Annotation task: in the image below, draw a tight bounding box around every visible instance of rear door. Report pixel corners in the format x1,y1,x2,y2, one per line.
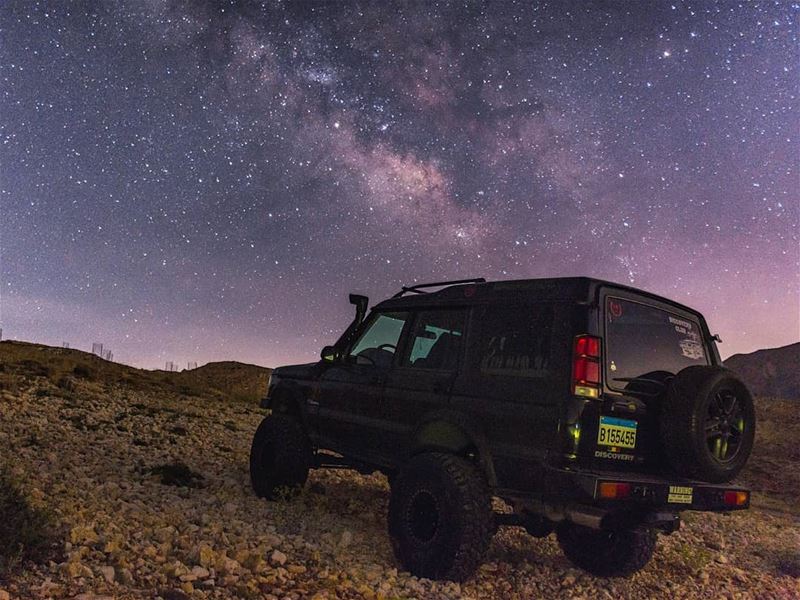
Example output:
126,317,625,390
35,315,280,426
589,292,712,470
451,302,562,490
382,308,468,461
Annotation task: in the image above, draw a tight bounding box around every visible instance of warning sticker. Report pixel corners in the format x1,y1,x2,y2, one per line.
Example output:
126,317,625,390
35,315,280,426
668,485,693,504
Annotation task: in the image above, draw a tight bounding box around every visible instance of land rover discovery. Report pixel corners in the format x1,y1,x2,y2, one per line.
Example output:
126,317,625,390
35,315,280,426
249,277,755,580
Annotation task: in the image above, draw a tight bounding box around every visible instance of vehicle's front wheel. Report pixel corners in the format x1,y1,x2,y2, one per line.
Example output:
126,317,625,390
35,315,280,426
388,452,494,582
556,522,657,577
249,414,312,500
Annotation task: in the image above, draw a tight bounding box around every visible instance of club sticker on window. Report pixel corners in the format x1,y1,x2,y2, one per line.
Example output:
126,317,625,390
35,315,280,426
679,339,704,360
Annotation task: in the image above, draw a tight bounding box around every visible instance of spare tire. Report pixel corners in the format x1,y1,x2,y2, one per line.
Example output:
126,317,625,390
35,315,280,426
659,366,755,483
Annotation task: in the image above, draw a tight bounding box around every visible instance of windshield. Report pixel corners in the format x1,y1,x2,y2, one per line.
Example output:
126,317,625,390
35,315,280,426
605,297,708,390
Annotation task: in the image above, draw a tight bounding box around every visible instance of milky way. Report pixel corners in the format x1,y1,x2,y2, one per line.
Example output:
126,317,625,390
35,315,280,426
1,1,797,368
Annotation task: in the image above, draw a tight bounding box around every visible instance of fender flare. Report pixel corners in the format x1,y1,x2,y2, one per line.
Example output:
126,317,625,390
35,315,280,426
408,410,497,487
262,382,309,433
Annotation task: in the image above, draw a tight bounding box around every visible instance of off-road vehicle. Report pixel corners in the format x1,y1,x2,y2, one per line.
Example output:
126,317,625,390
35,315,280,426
250,277,755,580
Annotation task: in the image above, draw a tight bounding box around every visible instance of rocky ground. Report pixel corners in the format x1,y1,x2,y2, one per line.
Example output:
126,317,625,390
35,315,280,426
0,360,798,599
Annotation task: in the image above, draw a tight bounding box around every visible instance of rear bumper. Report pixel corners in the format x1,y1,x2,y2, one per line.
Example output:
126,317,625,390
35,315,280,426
543,467,751,512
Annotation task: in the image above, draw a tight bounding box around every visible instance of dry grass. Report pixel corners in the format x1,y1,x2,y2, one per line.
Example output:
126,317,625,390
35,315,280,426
0,340,270,404
737,397,800,516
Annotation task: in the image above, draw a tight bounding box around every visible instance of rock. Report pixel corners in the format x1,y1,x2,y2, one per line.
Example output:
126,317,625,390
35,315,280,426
339,530,353,549
191,566,210,579
164,561,190,578
118,568,134,585
99,565,116,583
0,590,9,600
287,564,307,575
155,525,176,543
69,524,99,545
62,560,84,578
270,549,287,566
219,557,241,575
198,544,216,567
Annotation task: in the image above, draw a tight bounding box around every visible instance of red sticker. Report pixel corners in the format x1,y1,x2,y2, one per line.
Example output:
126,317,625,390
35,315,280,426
609,299,623,318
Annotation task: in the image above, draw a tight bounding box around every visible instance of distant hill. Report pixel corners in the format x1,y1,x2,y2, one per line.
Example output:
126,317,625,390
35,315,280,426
724,342,800,400
0,340,271,404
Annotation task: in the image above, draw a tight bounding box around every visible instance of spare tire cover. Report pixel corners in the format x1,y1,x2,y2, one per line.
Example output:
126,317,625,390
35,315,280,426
659,365,755,483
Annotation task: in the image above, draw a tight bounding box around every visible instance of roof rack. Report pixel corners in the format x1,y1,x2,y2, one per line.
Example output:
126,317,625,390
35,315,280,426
392,278,486,298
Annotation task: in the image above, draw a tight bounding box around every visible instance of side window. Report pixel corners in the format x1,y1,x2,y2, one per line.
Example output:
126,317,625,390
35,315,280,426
403,309,466,370
349,312,409,368
477,304,553,377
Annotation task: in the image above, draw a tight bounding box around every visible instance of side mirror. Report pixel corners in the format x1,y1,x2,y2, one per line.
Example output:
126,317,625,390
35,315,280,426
321,345,337,362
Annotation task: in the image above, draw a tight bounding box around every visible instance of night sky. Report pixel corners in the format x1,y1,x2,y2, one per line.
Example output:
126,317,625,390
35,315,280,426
1,1,797,369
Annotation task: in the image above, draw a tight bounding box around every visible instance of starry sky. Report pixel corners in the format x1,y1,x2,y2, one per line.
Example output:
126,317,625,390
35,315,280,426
1,1,798,369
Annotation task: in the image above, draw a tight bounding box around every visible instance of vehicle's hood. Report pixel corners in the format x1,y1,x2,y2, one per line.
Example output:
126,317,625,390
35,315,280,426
272,362,319,381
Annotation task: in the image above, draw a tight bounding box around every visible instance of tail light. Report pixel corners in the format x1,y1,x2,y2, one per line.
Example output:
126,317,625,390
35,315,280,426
573,335,602,399
723,490,749,507
598,481,631,499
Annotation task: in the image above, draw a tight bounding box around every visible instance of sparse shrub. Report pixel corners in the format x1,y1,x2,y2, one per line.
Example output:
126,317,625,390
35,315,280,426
775,550,800,578
22,433,41,448
148,462,204,488
34,388,49,398
16,360,51,379
56,375,77,392
0,467,59,577
177,384,202,397
68,415,85,430
72,365,93,380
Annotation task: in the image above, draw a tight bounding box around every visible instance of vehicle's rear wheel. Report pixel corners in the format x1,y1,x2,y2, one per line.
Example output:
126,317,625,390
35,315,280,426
249,414,312,500
388,453,494,582
557,522,657,577
659,366,755,483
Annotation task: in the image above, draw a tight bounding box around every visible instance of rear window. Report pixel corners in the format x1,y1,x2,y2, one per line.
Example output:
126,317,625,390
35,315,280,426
476,304,553,378
605,297,708,389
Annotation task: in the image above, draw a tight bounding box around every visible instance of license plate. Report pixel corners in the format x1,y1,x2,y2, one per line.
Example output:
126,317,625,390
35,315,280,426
597,416,637,449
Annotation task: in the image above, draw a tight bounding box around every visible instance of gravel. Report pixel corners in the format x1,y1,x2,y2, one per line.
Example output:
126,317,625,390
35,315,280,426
0,378,798,599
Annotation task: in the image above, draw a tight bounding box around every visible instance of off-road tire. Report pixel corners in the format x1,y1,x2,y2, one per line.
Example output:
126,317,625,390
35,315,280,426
557,523,657,577
388,452,494,582
249,414,312,500
659,366,755,483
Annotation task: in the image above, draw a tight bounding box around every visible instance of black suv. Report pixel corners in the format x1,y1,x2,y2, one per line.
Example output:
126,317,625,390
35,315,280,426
250,277,755,581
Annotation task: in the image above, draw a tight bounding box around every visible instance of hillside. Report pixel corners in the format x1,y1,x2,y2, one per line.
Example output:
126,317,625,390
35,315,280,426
0,340,271,404
724,342,800,400
0,344,798,599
